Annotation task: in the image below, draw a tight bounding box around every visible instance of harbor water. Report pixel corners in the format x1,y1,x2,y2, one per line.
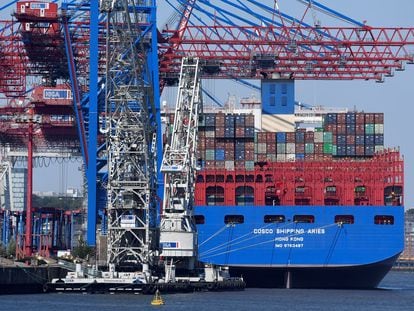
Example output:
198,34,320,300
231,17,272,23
1,271,413,311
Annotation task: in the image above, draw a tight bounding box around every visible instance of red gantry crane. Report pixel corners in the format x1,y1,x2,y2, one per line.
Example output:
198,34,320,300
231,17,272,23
159,0,414,83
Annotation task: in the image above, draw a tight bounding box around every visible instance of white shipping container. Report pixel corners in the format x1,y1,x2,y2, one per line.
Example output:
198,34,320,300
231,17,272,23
286,153,296,162
277,154,286,162
314,132,324,143
205,130,215,138
374,124,384,134
286,143,295,154
258,143,267,153
225,161,235,170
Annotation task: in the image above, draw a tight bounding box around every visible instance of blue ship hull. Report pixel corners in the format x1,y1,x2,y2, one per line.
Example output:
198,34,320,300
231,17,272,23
195,205,404,288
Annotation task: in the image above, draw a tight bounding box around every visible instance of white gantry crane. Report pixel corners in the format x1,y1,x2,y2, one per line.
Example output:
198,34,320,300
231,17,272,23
160,57,202,272
103,0,158,273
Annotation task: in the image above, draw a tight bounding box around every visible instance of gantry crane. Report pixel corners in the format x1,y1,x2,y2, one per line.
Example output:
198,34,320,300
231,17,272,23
101,0,158,271
160,57,202,271
159,0,414,82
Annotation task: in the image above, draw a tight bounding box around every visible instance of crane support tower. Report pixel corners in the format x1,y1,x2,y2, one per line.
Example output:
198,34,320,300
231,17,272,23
102,0,158,271
160,57,202,271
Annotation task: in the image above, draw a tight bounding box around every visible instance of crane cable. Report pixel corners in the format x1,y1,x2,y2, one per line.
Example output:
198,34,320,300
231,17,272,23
200,221,294,257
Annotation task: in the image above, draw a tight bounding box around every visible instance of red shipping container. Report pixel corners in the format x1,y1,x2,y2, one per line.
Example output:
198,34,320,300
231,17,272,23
225,142,234,151
257,132,267,142
267,143,276,153
305,154,314,161
305,132,314,143
356,113,365,124
374,113,384,124
245,142,255,151
205,161,215,168
266,132,276,142
337,113,346,124
235,128,245,138
216,141,225,149
225,150,234,160
234,161,245,169
215,113,225,126
356,145,365,156
296,143,305,153
286,132,295,143
337,124,346,134
314,143,324,154
206,138,215,148
215,161,225,169
215,127,225,137
347,135,356,145
245,150,255,160
245,115,255,127
365,113,375,123
356,124,365,135
325,124,337,134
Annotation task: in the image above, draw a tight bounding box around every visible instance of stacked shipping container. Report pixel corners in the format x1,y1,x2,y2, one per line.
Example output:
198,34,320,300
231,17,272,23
323,112,384,157
191,112,385,170
197,113,256,170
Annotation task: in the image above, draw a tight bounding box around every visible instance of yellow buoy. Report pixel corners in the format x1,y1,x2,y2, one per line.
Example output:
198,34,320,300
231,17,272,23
151,289,164,306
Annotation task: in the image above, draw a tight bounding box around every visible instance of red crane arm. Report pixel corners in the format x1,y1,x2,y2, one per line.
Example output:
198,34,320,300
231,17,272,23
160,25,414,80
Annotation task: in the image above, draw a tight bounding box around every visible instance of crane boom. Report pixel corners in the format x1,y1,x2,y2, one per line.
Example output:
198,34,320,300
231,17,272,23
160,57,202,270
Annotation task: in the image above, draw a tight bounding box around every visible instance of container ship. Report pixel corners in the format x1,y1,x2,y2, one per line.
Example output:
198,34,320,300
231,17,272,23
164,79,404,288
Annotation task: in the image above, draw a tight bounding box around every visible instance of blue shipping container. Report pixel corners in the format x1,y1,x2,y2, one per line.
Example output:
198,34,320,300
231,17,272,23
375,134,384,145
365,145,374,156
365,134,375,145
215,149,225,161
346,113,356,124
356,135,365,145
277,132,286,143
337,135,347,145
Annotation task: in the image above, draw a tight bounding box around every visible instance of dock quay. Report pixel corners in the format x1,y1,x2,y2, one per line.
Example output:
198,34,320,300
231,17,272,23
0,263,66,294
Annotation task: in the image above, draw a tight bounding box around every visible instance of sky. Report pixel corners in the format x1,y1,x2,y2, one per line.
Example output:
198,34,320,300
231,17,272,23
1,1,414,208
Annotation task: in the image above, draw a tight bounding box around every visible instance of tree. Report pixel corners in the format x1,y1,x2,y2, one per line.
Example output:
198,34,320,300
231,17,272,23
72,236,95,260
6,238,16,258
0,242,6,257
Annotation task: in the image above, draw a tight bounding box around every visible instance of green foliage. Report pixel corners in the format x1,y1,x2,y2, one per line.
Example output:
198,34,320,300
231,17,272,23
32,194,83,210
72,236,95,260
6,238,16,258
0,242,6,257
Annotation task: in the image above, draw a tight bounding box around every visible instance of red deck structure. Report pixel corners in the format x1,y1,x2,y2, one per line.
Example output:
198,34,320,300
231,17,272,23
195,150,403,207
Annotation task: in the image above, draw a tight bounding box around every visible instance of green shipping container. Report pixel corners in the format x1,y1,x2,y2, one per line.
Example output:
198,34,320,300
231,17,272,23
323,132,333,143
365,124,375,134
205,149,215,160
305,143,314,154
323,143,333,154
245,161,255,171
